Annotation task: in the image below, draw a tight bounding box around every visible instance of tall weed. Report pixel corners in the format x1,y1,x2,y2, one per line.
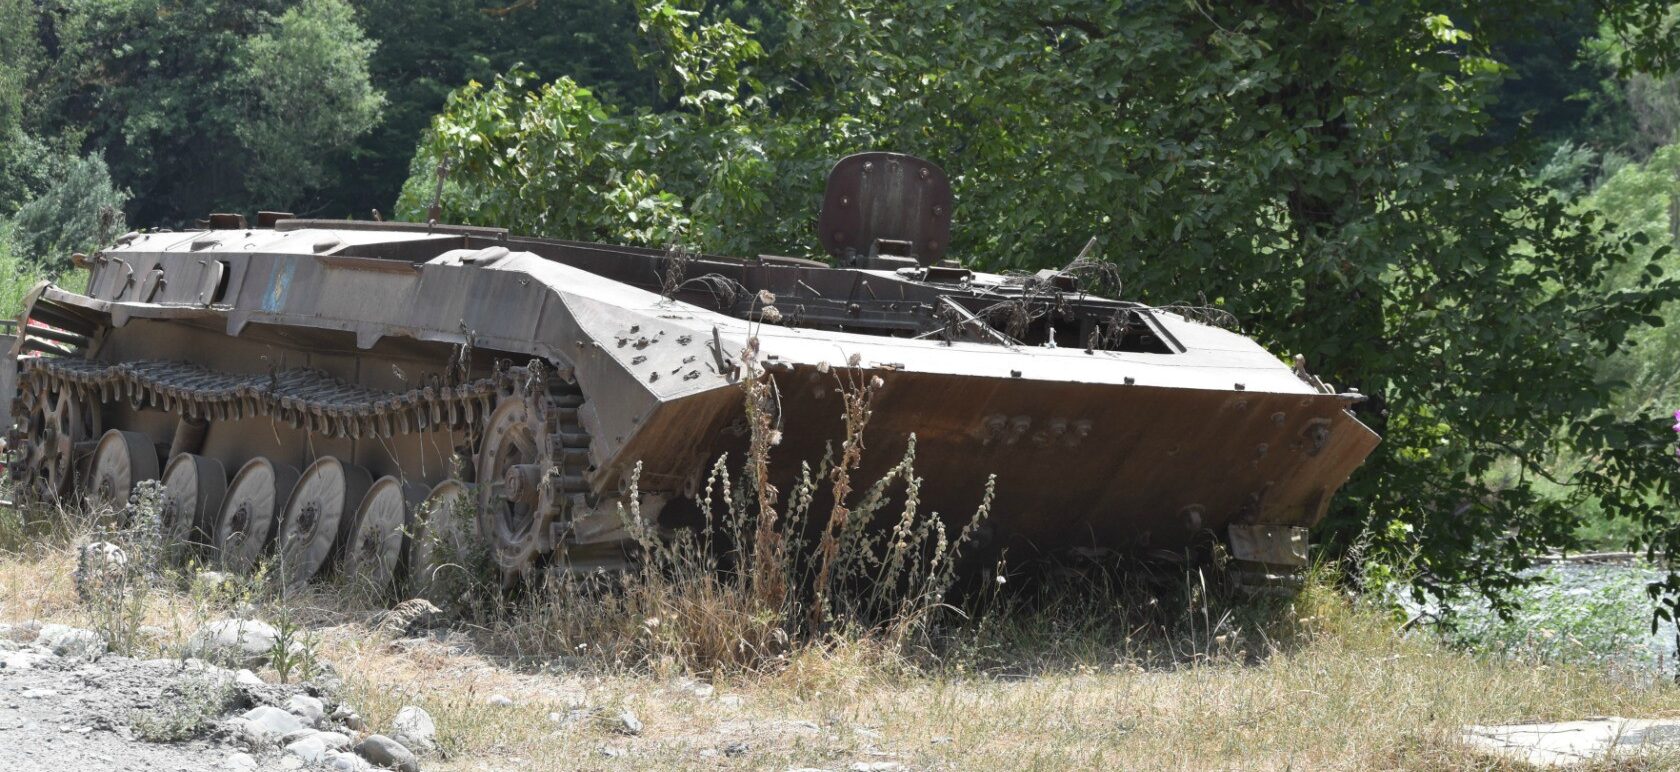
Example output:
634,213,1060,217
483,330,993,674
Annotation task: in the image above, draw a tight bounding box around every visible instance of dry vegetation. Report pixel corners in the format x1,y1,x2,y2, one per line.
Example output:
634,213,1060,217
2,354,1676,770
4,518,1680,771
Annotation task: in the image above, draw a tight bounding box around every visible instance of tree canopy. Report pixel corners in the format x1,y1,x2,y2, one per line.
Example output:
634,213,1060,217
2,0,1679,613
401,0,1680,611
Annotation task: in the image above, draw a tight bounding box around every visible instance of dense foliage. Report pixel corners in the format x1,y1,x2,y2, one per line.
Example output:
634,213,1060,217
402,0,1680,612
2,0,1679,613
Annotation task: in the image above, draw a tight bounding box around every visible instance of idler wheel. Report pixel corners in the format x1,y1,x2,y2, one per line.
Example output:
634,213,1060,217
409,479,474,600
215,457,300,574
276,457,372,590
477,396,558,588
85,429,160,516
342,476,424,598
161,453,227,551
16,384,101,503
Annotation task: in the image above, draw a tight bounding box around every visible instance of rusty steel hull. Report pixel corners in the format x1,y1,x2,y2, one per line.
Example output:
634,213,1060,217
7,216,1378,575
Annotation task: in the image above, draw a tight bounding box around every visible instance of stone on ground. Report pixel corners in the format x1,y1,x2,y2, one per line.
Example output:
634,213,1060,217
187,619,282,669
286,693,326,727
1463,717,1680,767
356,733,420,772
327,750,376,771
34,623,104,660
392,705,437,754
616,708,643,736
233,705,308,747
286,733,331,764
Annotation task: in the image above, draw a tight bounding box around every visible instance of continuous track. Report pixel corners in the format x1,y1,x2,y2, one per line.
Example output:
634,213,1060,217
5,354,619,593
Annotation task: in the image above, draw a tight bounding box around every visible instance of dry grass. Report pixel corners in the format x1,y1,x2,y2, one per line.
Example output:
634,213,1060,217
4,537,1680,770
4,348,1676,768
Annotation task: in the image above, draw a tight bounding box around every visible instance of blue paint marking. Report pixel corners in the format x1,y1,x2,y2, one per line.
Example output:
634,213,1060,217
262,260,296,312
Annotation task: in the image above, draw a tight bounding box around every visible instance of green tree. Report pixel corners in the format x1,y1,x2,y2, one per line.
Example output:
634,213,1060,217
404,0,1680,612
30,0,382,223
240,0,384,205
10,153,127,269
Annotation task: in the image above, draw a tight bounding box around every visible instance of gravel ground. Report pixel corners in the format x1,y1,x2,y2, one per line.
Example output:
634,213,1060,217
0,619,383,772
0,653,267,771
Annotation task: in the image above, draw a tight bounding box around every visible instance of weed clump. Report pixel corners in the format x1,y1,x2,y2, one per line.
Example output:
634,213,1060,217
481,336,994,674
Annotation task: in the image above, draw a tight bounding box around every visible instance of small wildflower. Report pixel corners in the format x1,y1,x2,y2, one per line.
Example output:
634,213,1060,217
869,375,884,390
768,429,783,446
816,360,831,374
760,305,783,323
995,574,1007,585
644,617,661,629
757,290,777,305
847,353,862,367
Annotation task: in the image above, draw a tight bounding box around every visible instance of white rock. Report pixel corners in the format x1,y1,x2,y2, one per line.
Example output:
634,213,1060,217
276,756,305,771
286,694,326,727
487,694,513,707
616,709,643,736
234,669,264,688
718,694,743,708
222,751,259,771
187,619,282,669
1,650,53,670
326,751,375,772
849,764,905,772
286,734,330,764
316,731,352,750
235,705,307,747
34,624,105,660
392,705,437,754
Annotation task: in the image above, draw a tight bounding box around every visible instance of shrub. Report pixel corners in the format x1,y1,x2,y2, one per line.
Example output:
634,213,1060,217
9,153,126,271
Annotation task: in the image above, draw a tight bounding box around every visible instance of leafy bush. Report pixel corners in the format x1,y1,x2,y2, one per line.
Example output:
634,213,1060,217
9,153,126,270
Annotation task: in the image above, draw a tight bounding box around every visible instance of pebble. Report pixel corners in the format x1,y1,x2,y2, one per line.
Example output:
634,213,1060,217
487,694,513,707
718,694,743,708
316,731,352,750
355,733,420,772
234,669,264,688
392,705,437,754
616,709,643,736
849,764,905,772
222,751,259,771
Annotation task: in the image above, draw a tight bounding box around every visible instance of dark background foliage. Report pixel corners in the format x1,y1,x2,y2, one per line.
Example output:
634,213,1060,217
2,0,1679,614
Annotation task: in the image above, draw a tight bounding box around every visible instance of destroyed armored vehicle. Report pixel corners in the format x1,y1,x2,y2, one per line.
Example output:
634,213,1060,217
3,152,1377,592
